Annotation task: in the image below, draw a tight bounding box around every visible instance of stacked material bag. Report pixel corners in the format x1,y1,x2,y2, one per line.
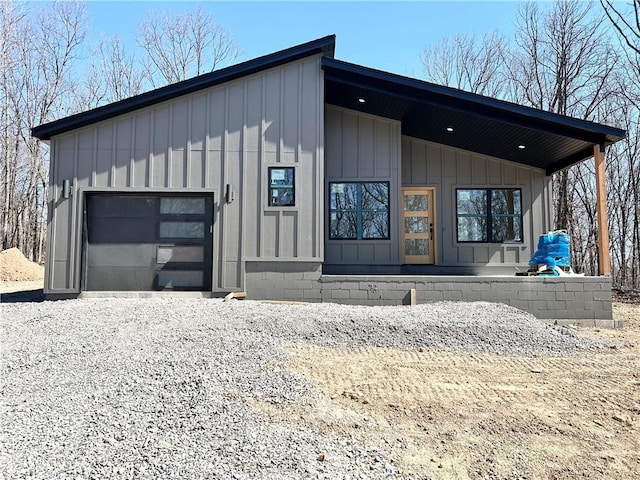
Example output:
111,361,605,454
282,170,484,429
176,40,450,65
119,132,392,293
528,230,571,276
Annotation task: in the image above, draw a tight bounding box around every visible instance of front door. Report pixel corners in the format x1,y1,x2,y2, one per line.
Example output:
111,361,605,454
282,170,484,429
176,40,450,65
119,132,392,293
402,188,435,264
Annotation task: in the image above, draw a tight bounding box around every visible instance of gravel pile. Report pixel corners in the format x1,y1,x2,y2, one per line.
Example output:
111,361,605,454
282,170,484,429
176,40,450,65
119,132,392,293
0,298,603,479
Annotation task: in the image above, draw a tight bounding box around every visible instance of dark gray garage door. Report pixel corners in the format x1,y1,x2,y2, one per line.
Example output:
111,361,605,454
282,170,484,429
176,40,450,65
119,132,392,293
84,194,213,291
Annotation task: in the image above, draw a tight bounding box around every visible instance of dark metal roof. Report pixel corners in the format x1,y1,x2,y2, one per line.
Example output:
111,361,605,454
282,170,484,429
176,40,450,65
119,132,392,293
322,58,626,174
32,35,336,141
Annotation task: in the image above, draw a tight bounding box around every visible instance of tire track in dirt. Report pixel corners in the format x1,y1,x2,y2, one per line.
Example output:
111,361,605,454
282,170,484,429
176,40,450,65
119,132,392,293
269,342,640,479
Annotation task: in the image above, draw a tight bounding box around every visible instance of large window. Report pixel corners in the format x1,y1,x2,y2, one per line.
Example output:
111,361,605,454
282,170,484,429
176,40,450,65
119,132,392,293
456,188,522,243
330,182,390,240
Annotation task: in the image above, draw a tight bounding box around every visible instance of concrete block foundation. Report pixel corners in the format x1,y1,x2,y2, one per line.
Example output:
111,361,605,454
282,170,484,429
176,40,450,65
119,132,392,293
245,262,614,323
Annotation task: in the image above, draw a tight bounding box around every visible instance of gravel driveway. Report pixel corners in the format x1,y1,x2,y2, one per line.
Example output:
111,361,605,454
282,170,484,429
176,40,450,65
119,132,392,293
0,298,601,479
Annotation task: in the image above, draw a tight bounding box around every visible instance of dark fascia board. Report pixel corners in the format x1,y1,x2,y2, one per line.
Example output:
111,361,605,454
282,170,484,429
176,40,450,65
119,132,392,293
322,57,626,145
545,146,599,175
32,35,336,140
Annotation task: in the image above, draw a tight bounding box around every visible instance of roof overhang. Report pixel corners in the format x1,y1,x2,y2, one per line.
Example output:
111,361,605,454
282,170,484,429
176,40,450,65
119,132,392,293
322,58,626,175
32,35,336,141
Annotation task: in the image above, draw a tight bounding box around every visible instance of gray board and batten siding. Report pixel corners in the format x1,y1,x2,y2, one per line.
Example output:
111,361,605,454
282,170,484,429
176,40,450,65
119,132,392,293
401,135,553,268
322,105,553,271
45,55,324,295
324,106,402,266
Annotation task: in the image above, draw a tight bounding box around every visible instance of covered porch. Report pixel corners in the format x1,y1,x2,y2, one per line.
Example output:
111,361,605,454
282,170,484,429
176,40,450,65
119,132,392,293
321,59,623,327
322,58,625,279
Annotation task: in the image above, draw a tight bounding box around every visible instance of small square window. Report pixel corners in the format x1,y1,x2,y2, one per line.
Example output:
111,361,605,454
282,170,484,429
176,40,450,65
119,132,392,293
268,167,295,207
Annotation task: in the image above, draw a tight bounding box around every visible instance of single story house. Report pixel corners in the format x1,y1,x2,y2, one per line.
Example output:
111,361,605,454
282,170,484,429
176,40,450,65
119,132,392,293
32,35,626,323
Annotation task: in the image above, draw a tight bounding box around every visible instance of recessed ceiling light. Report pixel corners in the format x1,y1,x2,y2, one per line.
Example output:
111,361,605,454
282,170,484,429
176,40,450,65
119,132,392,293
446,127,454,132
518,144,526,149
358,97,366,103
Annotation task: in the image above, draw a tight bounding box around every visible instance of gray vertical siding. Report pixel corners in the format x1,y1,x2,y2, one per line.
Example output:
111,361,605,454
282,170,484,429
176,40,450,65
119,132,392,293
401,135,553,267
324,106,401,265
45,55,324,294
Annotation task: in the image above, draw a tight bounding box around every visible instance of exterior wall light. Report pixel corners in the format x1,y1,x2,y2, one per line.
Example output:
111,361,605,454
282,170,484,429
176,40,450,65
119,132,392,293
62,179,72,199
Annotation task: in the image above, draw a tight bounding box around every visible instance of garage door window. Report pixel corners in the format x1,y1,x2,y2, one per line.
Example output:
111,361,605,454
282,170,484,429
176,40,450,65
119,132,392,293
160,197,205,214
159,222,205,239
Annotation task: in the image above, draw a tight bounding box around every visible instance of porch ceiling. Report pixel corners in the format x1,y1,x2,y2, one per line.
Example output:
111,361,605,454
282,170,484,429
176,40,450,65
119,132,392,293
322,58,626,175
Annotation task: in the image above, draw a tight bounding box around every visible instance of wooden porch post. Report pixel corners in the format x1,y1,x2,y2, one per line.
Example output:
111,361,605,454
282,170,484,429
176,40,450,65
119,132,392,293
594,144,611,275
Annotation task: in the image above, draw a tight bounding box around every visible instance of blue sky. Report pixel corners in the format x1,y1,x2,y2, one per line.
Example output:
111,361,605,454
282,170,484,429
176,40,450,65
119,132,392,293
84,1,525,78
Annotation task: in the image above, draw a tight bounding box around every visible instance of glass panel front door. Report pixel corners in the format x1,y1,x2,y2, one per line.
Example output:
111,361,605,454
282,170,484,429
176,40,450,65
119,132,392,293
402,188,435,264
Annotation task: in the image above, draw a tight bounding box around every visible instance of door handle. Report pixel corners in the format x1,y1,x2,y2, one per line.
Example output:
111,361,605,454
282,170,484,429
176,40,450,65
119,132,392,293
429,223,433,240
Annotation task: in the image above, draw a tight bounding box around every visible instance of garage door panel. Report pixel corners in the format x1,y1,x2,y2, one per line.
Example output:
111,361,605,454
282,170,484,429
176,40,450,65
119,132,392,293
88,196,158,218
85,266,158,291
88,218,158,244
157,270,204,288
157,246,204,263
87,244,156,268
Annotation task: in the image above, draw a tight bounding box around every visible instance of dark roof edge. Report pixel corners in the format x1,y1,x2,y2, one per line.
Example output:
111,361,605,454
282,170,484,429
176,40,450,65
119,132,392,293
32,35,336,140
322,57,626,144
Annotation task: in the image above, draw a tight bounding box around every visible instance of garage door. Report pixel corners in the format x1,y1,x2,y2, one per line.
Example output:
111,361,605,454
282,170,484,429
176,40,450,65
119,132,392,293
84,194,213,291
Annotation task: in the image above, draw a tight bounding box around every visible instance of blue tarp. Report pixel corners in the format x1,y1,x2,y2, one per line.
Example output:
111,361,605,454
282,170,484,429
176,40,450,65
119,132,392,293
529,231,571,272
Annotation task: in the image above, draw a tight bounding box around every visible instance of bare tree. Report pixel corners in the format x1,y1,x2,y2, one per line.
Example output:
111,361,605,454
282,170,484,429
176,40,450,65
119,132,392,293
506,1,620,275
600,0,640,289
601,0,640,106
78,34,146,109
1,0,26,252
138,5,240,88
606,104,640,289
421,31,508,97
1,0,87,260
600,0,640,57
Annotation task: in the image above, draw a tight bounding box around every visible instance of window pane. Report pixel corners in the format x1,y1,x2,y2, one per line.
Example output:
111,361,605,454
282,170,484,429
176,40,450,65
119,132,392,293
492,216,522,242
159,222,205,238
330,211,357,239
361,183,389,211
457,216,487,242
362,211,389,239
330,183,358,210
404,195,427,212
405,239,429,256
457,190,487,215
269,187,294,207
160,198,205,215
269,167,294,186
405,217,428,234
157,270,204,288
491,189,521,215
157,246,204,264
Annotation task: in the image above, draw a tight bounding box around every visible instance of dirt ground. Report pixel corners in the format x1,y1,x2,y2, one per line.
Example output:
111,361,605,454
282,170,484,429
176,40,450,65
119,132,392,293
2,271,639,478
264,303,640,479
0,247,44,295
